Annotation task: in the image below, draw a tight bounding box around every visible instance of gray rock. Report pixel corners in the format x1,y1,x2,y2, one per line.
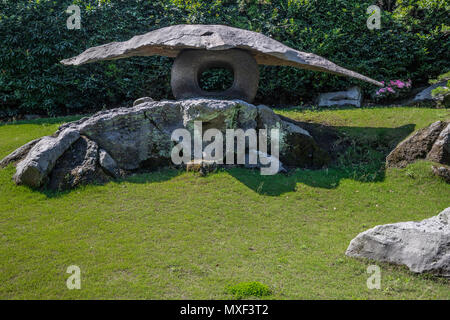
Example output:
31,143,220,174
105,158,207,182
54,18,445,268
0,138,41,168
49,136,110,191
254,105,328,167
427,123,450,165
346,207,450,277
413,81,447,103
432,165,450,183
60,24,382,87
23,114,42,121
386,121,448,168
279,120,330,168
13,129,80,187
256,105,283,129
3,99,330,189
99,149,121,178
182,98,258,131
317,87,362,108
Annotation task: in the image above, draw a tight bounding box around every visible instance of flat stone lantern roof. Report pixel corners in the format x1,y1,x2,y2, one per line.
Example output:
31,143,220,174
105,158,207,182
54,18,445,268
61,24,383,87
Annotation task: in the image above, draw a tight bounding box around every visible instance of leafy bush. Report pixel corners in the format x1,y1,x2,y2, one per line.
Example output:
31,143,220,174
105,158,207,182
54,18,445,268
199,68,234,91
226,281,272,299
0,0,448,117
430,71,450,84
429,71,450,107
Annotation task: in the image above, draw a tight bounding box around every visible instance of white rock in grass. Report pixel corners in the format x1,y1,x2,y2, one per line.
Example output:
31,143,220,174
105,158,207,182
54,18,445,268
317,86,362,108
346,207,450,277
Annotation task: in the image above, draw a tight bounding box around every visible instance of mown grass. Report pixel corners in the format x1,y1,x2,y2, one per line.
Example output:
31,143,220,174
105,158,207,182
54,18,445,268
0,106,449,299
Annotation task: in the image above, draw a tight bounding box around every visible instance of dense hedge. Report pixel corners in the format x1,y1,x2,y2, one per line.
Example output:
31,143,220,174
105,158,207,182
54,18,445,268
0,0,448,117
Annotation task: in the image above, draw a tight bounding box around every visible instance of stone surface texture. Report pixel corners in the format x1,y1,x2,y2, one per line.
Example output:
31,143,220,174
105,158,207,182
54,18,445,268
432,165,450,183
317,86,362,107
13,129,80,187
1,99,330,189
61,24,382,87
171,49,259,103
346,207,450,277
0,138,42,168
386,121,449,169
426,123,450,164
48,136,110,190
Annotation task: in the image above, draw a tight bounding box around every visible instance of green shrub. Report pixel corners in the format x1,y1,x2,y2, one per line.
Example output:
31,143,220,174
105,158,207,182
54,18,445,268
226,281,272,299
431,78,450,108
429,71,450,84
0,0,448,117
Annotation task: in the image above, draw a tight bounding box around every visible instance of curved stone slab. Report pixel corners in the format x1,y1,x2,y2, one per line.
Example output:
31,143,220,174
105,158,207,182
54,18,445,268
0,138,42,168
60,24,382,87
14,129,80,188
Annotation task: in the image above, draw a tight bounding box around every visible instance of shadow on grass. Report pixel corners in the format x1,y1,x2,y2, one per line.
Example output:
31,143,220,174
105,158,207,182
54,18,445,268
227,123,415,196
275,102,436,113
34,122,414,198
41,168,183,199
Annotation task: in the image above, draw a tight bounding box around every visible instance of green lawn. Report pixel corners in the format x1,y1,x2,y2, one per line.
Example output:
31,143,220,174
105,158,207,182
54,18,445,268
0,106,449,299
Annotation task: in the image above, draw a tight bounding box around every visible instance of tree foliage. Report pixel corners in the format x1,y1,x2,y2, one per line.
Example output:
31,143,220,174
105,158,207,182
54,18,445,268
0,0,448,116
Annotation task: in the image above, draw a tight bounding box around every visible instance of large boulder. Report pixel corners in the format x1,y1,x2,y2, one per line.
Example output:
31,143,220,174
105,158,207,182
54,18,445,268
1,99,330,189
346,207,450,277
386,121,449,168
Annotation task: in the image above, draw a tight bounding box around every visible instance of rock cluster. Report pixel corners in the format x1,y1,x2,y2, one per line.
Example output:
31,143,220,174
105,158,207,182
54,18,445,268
0,99,330,190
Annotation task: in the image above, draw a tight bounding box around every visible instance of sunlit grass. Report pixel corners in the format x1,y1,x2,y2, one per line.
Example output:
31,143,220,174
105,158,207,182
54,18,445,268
0,107,448,299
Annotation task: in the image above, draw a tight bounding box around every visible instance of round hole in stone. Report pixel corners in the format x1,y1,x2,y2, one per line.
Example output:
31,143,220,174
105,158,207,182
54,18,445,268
198,67,234,92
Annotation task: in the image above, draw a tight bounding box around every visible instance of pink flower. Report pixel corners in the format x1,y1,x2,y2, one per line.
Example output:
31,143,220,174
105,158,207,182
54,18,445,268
387,87,395,93
396,81,405,88
379,88,386,93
